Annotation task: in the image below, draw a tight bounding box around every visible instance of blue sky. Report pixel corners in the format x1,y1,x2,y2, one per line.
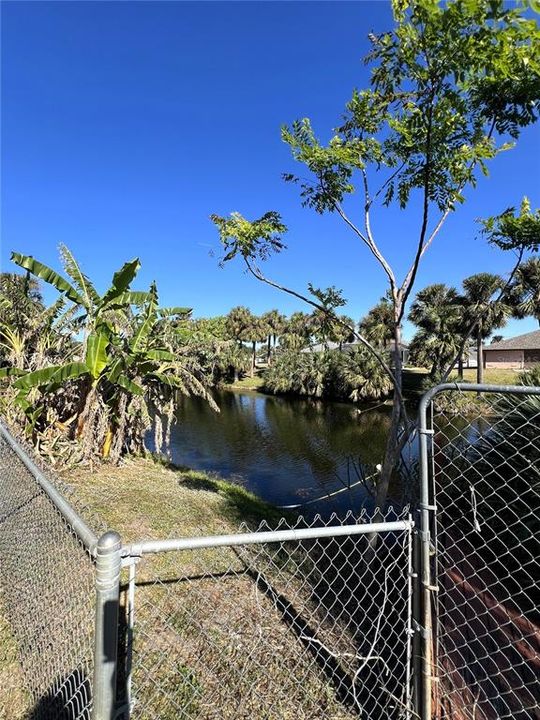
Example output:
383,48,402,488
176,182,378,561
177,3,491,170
1,1,539,341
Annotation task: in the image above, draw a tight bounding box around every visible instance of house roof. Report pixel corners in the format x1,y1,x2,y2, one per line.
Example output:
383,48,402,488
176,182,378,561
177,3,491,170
484,329,540,352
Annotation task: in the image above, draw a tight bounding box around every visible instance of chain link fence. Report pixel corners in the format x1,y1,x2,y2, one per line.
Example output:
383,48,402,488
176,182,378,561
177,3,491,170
419,384,540,720
1,382,539,720
119,511,415,720
0,426,96,720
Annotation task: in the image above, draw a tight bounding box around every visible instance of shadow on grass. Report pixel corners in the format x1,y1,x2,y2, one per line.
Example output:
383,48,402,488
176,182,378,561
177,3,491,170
27,668,91,720
149,454,288,529
180,474,287,528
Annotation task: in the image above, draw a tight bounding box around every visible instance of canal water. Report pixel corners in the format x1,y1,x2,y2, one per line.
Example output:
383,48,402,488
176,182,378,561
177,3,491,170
167,389,413,514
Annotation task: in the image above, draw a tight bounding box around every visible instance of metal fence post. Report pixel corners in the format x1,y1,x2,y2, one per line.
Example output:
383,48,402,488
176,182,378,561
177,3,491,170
92,530,122,720
418,392,436,720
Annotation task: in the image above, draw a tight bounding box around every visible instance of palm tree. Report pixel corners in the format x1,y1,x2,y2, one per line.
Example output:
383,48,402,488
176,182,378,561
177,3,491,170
261,309,286,362
461,273,509,384
408,284,464,378
342,346,393,401
225,306,252,346
332,315,356,351
508,257,540,326
310,308,334,348
358,296,394,350
280,312,312,351
245,315,267,377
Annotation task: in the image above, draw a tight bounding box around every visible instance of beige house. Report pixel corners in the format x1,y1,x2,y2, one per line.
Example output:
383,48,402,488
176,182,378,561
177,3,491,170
483,330,540,369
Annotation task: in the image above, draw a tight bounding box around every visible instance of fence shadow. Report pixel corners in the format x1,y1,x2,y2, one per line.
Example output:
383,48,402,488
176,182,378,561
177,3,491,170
26,668,91,720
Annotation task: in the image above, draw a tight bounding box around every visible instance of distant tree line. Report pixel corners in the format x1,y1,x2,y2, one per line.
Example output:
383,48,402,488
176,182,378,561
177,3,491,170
186,255,540,401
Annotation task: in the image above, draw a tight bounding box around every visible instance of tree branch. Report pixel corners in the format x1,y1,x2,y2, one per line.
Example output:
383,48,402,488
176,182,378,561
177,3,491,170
369,160,407,208
241,257,409,418
334,200,397,292
398,79,436,320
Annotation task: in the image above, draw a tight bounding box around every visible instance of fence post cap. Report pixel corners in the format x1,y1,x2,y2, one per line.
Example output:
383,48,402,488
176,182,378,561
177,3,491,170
96,530,121,552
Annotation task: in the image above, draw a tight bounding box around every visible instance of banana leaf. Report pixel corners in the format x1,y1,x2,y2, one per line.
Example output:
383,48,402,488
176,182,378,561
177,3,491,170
158,307,192,318
0,366,25,378
59,245,100,308
14,362,88,390
11,253,85,306
116,374,143,395
85,329,110,380
100,259,141,309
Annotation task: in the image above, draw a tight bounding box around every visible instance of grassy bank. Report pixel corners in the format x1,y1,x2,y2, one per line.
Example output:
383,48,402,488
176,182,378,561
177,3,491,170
62,459,361,719
66,457,283,541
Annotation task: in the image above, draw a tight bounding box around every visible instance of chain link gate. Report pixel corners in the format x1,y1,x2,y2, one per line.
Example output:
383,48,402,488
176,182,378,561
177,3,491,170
418,383,540,720
117,514,416,720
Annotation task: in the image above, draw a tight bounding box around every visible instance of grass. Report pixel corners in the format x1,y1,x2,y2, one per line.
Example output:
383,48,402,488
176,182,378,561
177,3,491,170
0,604,30,720
59,458,366,719
225,373,265,391
66,457,285,542
452,367,526,386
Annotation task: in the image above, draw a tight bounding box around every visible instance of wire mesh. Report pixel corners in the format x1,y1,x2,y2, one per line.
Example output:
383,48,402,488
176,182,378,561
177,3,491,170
120,510,415,720
0,431,96,720
426,387,540,720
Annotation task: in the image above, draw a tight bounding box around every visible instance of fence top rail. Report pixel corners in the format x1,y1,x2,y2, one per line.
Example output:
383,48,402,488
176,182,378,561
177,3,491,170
122,519,413,558
418,382,540,417
0,419,99,555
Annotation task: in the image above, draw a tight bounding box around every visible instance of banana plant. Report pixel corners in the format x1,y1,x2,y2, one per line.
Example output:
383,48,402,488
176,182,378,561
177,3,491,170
11,245,151,342
4,247,211,462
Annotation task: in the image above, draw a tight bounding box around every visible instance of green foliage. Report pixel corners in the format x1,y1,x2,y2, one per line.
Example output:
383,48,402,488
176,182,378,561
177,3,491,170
1,248,214,463
518,363,540,388
408,284,464,376
408,274,513,380
480,197,540,252
282,0,539,215
280,312,313,351
263,348,392,402
358,296,395,349
507,256,540,324
210,211,287,265
0,273,43,332
11,252,85,306
341,346,394,401
224,306,253,343
461,272,509,338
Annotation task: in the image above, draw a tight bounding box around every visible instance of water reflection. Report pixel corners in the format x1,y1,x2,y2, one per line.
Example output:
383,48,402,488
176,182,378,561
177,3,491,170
168,390,392,514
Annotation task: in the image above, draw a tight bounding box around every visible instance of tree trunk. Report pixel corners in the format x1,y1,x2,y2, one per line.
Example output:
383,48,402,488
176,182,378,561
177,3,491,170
476,325,483,385
251,341,256,377
458,355,464,381
267,335,271,363
366,321,406,555
376,322,404,513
